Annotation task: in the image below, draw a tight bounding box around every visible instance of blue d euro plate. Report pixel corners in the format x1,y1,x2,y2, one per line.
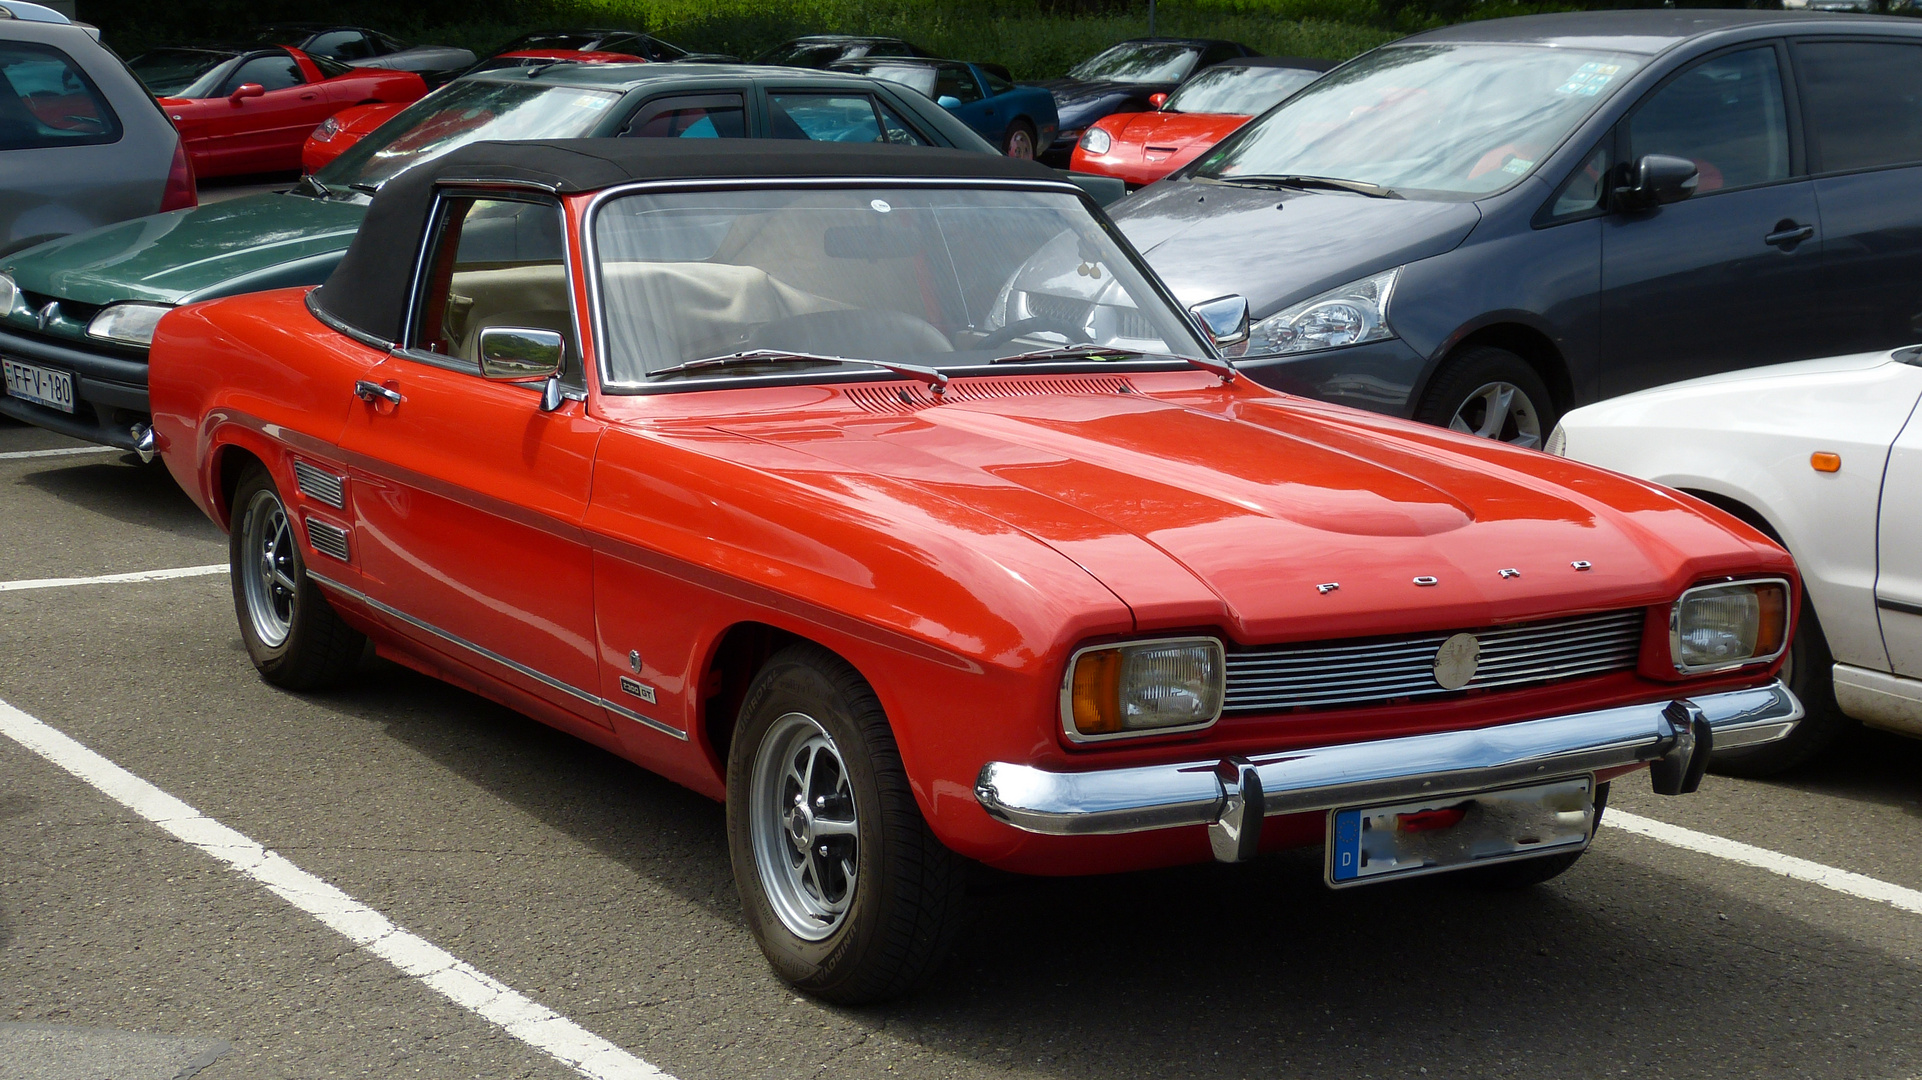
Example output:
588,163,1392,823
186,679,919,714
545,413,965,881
1326,776,1594,888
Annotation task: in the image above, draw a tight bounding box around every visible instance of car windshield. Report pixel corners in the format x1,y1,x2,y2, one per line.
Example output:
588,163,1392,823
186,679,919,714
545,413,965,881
593,186,1208,386
1193,43,1643,198
1164,64,1322,115
313,79,621,192
128,48,235,97
1067,42,1202,84
851,63,937,99
500,32,600,52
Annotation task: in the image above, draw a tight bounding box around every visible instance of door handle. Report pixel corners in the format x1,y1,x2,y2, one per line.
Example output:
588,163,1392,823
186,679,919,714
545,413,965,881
354,379,401,405
1765,222,1815,248
300,93,319,101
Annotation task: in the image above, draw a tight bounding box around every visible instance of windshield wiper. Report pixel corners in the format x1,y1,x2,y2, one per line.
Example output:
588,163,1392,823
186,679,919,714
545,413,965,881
650,350,951,395
292,173,332,199
1211,174,1400,199
348,182,381,196
990,343,1239,383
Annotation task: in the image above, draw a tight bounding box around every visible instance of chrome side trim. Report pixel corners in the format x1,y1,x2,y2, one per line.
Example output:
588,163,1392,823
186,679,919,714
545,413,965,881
305,570,688,741
292,459,345,509
974,681,1801,845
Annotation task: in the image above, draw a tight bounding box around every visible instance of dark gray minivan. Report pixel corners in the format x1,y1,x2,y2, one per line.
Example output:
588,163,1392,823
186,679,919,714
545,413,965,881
1113,11,1922,445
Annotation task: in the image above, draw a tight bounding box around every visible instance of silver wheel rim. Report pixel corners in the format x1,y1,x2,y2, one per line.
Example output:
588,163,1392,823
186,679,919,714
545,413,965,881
240,488,298,649
749,711,859,941
1006,129,1035,160
1449,380,1543,448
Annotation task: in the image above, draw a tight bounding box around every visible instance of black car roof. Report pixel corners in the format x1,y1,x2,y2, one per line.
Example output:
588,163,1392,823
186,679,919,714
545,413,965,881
1410,9,1922,54
313,140,1065,346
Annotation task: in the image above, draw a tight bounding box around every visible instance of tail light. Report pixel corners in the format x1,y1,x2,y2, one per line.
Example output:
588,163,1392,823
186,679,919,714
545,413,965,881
159,138,197,213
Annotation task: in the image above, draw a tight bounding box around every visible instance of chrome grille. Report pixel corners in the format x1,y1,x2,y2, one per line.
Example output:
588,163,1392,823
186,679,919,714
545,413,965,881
305,518,350,562
292,459,345,509
1224,609,1645,714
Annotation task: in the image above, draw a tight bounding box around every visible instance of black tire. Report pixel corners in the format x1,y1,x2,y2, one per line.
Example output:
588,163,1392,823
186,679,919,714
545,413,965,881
726,643,966,1004
229,463,363,691
1002,119,1037,160
1453,782,1608,890
1710,597,1852,777
1413,346,1557,449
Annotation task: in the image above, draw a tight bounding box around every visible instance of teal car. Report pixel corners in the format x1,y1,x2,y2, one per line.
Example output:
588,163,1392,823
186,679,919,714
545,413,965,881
1,61,1121,448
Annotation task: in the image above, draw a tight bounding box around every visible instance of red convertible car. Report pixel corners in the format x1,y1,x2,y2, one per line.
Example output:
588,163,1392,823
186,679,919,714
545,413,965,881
1071,56,1331,187
149,141,1801,1002
129,45,426,177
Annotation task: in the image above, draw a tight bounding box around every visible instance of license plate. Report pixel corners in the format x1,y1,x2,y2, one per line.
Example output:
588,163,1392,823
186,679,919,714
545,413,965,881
2,358,75,414
1326,776,1593,887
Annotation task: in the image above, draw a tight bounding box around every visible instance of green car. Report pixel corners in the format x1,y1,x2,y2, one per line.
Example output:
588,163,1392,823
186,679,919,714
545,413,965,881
0,62,1120,449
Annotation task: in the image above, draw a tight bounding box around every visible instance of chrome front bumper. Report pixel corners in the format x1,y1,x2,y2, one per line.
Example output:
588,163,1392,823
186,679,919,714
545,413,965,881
974,682,1801,864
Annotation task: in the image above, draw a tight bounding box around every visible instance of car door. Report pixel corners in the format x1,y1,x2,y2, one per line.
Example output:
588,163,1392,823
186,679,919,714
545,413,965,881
933,62,991,135
213,51,317,172
1791,38,1922,356
336,191,610,731
1600,42,1827,396
1878,378,1922,676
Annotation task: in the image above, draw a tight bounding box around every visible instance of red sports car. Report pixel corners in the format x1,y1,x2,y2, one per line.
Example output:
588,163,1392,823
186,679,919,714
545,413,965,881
129,45,426,177
301,51,643,172
1072,56,1331,187
150,140,1802,1003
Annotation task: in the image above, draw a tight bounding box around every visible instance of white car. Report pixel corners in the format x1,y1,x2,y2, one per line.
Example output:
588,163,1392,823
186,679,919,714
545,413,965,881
1549,347,1922,775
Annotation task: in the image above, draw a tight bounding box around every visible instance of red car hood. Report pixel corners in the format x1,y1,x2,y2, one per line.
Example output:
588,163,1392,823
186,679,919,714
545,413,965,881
683,381,1775,642
1110,110,1249,159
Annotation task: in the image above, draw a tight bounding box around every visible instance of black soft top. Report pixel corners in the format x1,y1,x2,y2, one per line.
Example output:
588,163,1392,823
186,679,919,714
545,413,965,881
311,139,1066,347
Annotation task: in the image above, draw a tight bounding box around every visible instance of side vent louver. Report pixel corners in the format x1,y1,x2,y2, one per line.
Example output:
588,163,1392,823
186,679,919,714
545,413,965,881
844,375,1138,414
305,518,350,562
292,459,346,509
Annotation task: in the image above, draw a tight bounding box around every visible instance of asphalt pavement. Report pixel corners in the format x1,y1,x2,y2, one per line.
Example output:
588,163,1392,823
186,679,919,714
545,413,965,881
2,417,1919,1080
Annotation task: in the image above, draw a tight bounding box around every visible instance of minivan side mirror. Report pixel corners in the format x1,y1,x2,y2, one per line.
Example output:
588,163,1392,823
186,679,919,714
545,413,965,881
1614,154,1698,211
228,82,265,105
1190,294,1250,347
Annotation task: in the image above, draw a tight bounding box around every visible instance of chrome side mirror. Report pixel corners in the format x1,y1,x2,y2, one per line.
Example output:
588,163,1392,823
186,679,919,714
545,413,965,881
1189,294,1250,348
478,327,567,412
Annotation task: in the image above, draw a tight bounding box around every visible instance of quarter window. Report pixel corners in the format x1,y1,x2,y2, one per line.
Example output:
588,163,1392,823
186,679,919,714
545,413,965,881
0,41,120,149
413,196,580,381
1545,142,1613,222
877,99,929,145
1626,47,1789,194
1795,41,1922,174
622,94,747,138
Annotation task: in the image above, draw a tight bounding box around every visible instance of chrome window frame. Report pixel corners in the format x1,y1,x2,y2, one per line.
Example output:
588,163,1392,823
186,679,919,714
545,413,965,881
579,175,1220,395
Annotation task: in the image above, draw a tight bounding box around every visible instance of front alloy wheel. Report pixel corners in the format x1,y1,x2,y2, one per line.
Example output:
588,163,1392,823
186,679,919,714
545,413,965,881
751,712,861,940
229,462,364,690
1414,345,1557,449
1449,380,1543,447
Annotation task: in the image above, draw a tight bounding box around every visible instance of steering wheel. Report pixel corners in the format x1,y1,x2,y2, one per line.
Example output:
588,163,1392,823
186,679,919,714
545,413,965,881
975,316,1093,351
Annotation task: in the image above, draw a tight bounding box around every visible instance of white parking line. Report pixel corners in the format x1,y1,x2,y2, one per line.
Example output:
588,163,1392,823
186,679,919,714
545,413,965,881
0,446,121,460
0,697,672,1080
1609,810,1922,915
0,565,227,592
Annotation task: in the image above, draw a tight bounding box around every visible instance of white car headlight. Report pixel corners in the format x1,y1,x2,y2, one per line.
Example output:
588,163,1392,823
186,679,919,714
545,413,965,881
0,272,18,315
1670,579,1791,673
1544,423,1567,457
1244,268,1400,358
1078,127,1112,155
312,115,340,142
1062,636,1225,741
86,302,172,348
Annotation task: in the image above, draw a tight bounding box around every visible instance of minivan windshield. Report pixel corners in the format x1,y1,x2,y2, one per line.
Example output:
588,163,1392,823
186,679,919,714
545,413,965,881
313,79,621,192
593,187,1209,386
1193,43,1644,198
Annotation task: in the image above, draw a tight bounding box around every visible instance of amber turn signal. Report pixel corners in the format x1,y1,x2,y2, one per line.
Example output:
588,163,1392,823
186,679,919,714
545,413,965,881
1753,580,1788,658
1810,452,1841,473
1069,649,1123,735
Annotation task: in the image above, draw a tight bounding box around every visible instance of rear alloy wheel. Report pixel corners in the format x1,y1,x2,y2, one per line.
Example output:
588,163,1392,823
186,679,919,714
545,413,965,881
230,463,363,691
1003,120,1037,160
1414,346,1555,449
727,644,966,1004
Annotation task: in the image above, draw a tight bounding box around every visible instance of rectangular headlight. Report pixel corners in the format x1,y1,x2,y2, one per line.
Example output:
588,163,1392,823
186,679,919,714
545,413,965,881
1669,579,1790,673
1062,636,1224,741
86,302,171,348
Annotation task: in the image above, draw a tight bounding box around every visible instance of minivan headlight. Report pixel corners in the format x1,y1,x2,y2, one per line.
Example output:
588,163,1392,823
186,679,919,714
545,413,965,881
1062,636,1225,741
86,302,171,348
1243,267,1400,358
1670,579,1790,673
